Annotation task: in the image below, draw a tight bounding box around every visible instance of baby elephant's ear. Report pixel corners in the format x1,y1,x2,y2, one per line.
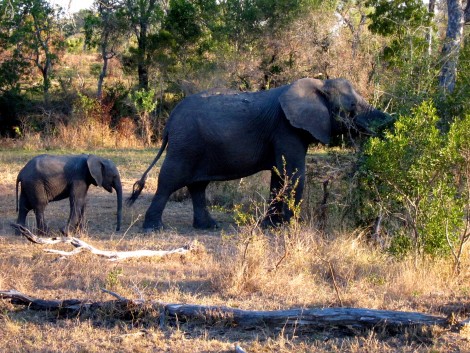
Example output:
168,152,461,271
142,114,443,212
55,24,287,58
87,155,103,187
279,78,331,145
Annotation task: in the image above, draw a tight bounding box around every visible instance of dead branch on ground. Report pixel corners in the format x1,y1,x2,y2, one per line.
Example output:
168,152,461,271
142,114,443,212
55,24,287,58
10,223,198,261
1,289,467,334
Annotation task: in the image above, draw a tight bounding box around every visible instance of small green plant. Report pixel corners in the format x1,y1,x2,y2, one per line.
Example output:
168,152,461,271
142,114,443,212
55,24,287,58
233,203,257,227
105,267,123,290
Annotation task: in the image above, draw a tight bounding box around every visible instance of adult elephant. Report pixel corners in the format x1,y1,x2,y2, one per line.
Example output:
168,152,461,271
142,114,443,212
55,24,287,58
16,154,123,235
128,78,390,231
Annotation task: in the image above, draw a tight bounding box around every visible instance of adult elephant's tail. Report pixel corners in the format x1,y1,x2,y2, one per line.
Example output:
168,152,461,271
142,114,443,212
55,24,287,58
127,132,169,206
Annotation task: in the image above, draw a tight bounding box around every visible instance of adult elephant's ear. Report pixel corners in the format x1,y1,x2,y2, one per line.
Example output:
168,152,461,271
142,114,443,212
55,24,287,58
279,78,331,144
87,154,103,187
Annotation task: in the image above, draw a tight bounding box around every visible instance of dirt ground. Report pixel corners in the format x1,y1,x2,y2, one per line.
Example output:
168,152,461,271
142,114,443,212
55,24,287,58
1,149,469,353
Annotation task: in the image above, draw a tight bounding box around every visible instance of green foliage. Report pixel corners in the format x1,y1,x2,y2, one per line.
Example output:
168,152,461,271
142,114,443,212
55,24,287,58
130,88,157,145
0,57,29,92
130,89,157,114
273,158,302,226
218,0,320,49
234,158,302,230
74,93,100,121
361,101,469,258
366,0,431,37
165,0,203,44
366,0,437,116
150,0,218,77
66,37,84,54
388,233,412,259
0,0,65,98
120,0,165,89
234,203,259,227
102,83,133,125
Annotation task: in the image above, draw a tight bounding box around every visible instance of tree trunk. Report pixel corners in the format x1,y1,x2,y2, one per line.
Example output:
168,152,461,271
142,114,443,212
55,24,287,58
465,0,470,23
97,31,110,99
97,54,108,99
439,0,465,93
427,0,436,55
137,22,149,90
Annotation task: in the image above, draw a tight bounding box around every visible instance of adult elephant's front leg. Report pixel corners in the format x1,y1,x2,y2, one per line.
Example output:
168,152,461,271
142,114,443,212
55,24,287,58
188,181,218,229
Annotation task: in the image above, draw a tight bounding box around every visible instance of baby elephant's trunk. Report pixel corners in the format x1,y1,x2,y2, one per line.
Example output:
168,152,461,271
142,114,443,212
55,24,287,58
114,177,123,231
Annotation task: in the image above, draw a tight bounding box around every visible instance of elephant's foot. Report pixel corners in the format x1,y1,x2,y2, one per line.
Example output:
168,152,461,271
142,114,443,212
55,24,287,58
142,219,165,233
143,226,164,234
193,215,218,230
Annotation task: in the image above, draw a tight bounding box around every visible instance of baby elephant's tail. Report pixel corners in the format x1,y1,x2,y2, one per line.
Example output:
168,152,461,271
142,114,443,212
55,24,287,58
127,134,168,206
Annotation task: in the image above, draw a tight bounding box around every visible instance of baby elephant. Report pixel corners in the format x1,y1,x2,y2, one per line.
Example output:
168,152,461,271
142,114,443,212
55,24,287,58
16,154,122,235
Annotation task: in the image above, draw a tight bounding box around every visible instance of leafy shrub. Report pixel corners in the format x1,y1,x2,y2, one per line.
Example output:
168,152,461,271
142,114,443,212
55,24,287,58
129,88,158,146
360,101,469,262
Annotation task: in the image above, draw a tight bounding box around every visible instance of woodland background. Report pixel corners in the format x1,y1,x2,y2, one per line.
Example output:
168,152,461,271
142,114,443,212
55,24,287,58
0,0,469,143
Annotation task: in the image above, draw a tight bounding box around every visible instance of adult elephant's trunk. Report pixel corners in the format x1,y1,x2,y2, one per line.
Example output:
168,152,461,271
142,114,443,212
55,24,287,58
113,177,123,231
354,99,394,136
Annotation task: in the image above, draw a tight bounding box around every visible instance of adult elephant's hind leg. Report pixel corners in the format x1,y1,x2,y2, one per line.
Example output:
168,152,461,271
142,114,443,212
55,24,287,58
143,189,171,231
188,181,218,229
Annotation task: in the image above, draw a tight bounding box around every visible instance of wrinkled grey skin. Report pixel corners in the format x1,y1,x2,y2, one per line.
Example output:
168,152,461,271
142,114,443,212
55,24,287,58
128,78,389,231
16,154,122,235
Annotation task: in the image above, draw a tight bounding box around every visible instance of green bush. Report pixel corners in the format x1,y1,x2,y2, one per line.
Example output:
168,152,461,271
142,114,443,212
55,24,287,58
360,101,469,260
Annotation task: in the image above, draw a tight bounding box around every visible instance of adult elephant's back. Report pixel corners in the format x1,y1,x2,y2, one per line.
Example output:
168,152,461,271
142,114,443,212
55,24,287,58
164,88,285,178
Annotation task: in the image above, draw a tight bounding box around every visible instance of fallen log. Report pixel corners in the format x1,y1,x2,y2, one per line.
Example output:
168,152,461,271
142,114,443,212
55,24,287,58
1,289,467,334
10,224,197,261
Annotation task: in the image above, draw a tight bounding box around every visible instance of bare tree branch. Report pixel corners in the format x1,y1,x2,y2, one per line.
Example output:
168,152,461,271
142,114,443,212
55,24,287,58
11,223,198,261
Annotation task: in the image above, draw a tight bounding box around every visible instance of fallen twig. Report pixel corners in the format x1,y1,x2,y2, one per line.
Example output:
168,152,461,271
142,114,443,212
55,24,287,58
11,223,198,261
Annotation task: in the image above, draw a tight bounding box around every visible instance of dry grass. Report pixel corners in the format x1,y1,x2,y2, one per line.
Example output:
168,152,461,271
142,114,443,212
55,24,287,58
1,147,469,352
8,116,145,150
